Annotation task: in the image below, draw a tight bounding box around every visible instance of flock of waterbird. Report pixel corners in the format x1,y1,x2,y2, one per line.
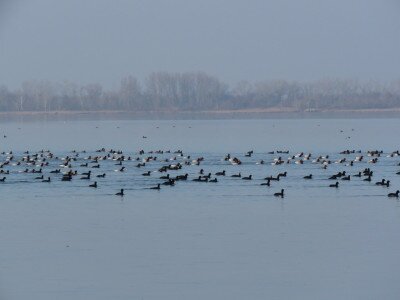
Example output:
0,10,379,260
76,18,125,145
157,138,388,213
0,148,399,198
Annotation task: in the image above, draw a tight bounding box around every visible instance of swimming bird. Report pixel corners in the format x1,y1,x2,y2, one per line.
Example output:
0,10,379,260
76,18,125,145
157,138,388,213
162,179,175,185
215,170,225,176
260,179,271,186
274,189,284,198
203,173,212,179
175,174,188,181
150,184,161,190
209,178,218,183
96,173,106,178
363,176,372,182
193,176,203,182
42,177,51,182
329,182,339,188
303,174,312,179
80,174,91,180
0,177,6,182
264,175,280,181
115,189,124,196
387,190,399,198
231,173,241,178
89,181,97,188
242,175,252,180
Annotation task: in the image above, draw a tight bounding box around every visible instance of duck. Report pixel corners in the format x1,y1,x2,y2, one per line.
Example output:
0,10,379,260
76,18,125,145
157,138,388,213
209,178,218,183
162,179,175,186
175,174,188,181
202,173,212,179
265,175,280,181
303,174,312,179
42,177,51,182
375,179,386,185
0,177,6,182
215,170,225,176
260,179,271,186
89,181,97,188
274,189,284,198
388,190,399,198
192,176,203,182
363,176,372,182
150,184,161,190
329,182,339,188
80,174,91,180
115,189,124,196
142,171,151,176
96,173,106,178
231,173,241,178
242,175,252,180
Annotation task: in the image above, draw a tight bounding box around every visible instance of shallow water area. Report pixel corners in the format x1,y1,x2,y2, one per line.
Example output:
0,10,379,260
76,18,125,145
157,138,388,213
1,117,400,300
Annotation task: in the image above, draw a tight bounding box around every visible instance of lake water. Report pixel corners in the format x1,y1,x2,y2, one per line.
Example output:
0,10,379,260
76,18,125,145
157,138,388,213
1,117,400,300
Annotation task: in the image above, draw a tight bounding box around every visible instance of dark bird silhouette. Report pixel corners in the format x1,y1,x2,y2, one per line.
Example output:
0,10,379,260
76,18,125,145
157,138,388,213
89,181,97,188
274,189,284,198
329,182,339,188
150,184,161,190
387,190,399,198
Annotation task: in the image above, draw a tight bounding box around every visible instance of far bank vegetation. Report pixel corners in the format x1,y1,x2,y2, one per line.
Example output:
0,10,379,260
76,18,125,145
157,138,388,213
1,72,399,112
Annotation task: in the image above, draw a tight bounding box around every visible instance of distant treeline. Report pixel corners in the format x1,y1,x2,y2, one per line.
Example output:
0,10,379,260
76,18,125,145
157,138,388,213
1,72,400,112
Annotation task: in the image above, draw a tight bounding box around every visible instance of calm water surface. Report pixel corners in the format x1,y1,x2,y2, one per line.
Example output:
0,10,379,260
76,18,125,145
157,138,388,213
1,118,400,300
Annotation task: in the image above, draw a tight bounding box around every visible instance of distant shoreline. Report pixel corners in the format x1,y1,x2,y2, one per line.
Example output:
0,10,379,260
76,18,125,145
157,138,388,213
1,107,400,116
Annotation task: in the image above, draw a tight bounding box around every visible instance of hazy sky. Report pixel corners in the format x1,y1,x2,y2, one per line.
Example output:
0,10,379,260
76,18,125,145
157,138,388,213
0,0,399,88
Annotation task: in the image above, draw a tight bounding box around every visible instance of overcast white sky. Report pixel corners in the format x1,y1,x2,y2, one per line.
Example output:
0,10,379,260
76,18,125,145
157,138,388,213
0,0,399,88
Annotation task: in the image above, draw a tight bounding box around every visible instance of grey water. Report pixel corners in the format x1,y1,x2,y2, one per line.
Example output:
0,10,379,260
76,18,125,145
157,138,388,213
1,118,400,300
